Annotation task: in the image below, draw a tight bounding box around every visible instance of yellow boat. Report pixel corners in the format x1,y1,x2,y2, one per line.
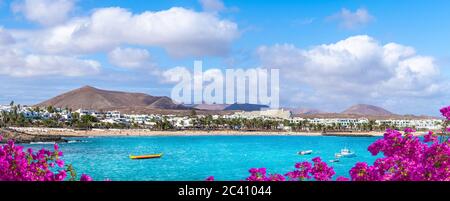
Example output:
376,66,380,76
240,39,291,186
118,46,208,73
129,153,163,160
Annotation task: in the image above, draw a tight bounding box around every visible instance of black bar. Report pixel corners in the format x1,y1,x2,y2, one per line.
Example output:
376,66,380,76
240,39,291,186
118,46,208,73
0,181,448,199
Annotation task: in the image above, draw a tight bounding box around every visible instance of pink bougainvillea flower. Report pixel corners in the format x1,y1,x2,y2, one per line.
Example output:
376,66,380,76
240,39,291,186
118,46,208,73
267,174,286,181
336,176,350,181
440,106,450,120
80,174,93,181
56,159,64,168
404,128,416,133
424,131,438,143
0,138,93,181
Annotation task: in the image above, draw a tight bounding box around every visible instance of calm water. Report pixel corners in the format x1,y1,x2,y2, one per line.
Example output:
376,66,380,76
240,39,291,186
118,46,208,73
24,136,380,181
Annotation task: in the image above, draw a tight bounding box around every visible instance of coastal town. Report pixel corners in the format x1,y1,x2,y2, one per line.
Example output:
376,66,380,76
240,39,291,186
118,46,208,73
1,0,450,186
0,102,443,136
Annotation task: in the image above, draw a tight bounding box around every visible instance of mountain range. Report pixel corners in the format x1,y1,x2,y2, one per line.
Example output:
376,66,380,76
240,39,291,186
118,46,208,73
36,85,186,111
35,86,435,118
341,104,393,116
191,103,269,111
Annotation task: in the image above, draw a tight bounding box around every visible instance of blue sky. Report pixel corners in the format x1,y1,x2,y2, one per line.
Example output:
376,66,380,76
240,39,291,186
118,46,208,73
0,0,449,115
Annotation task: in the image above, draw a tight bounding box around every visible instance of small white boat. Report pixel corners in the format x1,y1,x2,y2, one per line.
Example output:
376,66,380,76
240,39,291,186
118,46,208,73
298,150,313,155
335,148,356,158
330,158,340,163
30,141,56,145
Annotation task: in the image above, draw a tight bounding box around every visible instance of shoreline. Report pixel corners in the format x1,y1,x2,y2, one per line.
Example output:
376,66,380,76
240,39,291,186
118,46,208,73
0,128,68,143
2,127,433,143
5,127,397,138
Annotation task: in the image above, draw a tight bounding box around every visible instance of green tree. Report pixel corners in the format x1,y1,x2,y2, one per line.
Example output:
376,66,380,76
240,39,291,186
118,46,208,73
189,109,197,117
46,106,55,113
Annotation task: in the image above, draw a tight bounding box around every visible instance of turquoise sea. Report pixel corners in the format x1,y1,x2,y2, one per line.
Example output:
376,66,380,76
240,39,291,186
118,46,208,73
24,136,380,181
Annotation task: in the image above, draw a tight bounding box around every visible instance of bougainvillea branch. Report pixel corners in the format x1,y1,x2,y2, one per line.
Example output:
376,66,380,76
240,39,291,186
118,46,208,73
0,138,91,181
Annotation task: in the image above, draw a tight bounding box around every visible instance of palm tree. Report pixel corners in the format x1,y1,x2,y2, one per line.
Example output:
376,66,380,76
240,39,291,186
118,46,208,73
349,122,355,130
47,106,55,114
189,109,197,117
368,120,376,131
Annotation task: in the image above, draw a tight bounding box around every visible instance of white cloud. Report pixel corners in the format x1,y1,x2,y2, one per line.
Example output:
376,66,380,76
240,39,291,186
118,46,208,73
0,47,100,77
0,27,15,45
108,47,152,69
23,7,239,57
328,8,374,29
12,0,75,26
199,0,225,12
0,26,101,77
257,35,444,111
162,66,191,83
1,5,240,77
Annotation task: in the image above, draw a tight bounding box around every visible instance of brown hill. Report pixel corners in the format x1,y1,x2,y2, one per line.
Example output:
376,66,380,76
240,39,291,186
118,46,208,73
284,107,324,115
341,104,393,116
192,103,269,111
36,86,186,111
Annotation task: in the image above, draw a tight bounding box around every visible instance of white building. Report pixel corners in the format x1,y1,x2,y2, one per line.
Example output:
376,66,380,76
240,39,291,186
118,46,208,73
376,119,442,130
106,111,121,119
75,109,102,117
21,110,40,119
61,113,72,121
100,117,128,124
0,105,12,112
125,114,149,124
168,116,193,128
233,109,292,120
306,118,369,128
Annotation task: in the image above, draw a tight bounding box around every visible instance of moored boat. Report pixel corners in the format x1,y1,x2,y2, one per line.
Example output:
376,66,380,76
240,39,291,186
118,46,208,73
298,150,313,155
129,153,163,160
329,158,340,163
335,148,356,158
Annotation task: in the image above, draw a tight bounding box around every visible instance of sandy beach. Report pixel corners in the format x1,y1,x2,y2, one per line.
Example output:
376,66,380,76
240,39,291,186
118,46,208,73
6,127,392,137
